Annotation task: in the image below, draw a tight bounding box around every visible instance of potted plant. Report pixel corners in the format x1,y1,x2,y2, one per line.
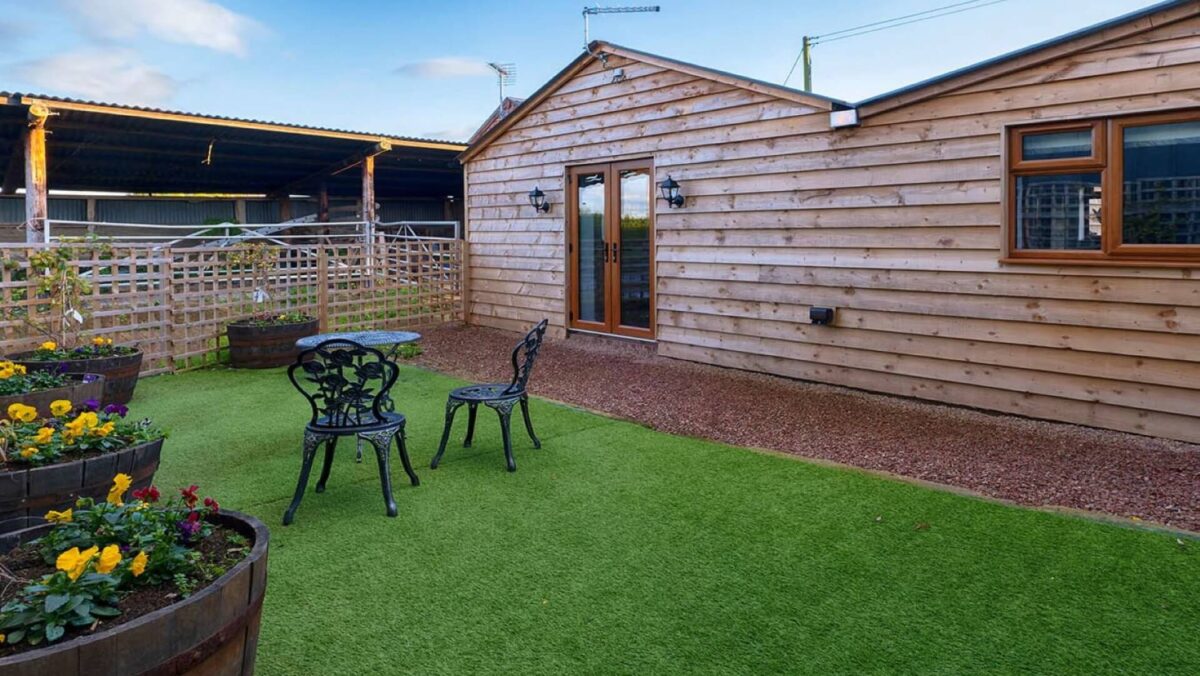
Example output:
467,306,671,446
3,245,144,405
0,476,269,675
0,358,104,421
0,399,163,534
225,244,318,368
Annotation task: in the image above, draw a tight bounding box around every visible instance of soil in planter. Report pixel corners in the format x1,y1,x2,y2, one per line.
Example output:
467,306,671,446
0,526,248,657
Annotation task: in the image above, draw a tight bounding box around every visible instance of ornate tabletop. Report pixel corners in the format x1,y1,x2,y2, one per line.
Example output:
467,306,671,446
295,330,421,350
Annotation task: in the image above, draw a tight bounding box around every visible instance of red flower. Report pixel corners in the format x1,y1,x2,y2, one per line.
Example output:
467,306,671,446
186,510,200,523
132,486,160,503
180,484,199,508
203,497,220,513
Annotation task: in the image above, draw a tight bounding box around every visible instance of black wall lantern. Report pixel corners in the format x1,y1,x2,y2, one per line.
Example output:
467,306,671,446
659,175,685,208
528,186,551,213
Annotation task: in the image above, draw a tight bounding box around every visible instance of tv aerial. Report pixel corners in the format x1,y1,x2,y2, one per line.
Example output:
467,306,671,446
582,6,660,49
487,62,517,104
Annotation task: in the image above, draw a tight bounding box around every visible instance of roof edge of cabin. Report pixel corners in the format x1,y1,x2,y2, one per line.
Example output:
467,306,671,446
854,0,1200,119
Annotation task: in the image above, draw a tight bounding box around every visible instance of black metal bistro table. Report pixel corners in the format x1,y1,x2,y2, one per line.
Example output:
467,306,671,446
295,330,422,461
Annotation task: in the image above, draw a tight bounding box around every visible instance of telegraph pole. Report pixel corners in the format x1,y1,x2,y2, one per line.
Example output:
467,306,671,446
801,36,813,92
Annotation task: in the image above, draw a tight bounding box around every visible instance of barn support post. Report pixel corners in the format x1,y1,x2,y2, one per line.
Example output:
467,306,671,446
24,105,50,244
317,183,329,223
362,154,376,280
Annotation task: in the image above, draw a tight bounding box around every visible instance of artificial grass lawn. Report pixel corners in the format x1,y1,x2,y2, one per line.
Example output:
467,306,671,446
134,366,1199,675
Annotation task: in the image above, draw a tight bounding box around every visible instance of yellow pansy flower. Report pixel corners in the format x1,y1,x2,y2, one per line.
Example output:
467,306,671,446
130,550,148,577
45,508,72,523
12,364,25,375
49,399,72,417
0,366,12,380
95,544,121,574
55,545,98,581
19,447,38,459
7,403,36,423
107,473,132,505
40,341,57,351
34,426,54,445
92,421,116,438
92,336,106,346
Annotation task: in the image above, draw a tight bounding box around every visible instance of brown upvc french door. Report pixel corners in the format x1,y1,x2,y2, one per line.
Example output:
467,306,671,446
567,160,655,340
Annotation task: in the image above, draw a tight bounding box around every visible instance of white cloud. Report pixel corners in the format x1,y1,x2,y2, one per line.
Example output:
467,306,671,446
61,0,257,56
420,124,482,142
395,57,494,79
14,49,178,105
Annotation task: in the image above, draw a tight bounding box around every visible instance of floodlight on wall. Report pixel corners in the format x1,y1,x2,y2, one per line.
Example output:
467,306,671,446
658,175,685,208
528,186,551,213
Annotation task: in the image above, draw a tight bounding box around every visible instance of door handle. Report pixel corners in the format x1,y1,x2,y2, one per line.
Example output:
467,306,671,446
602,241,609,263
611,242,619,263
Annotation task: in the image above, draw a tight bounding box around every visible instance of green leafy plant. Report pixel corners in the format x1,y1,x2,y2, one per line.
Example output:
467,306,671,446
25,336,138,362
0,360,70,397
0,476,232,647
0,398,162,467
397,343,423,360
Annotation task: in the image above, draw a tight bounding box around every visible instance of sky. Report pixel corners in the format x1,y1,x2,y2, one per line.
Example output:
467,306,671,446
0,0,1165,143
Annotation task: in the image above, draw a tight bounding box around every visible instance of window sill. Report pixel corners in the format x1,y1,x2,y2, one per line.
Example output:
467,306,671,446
1000,257,1200,269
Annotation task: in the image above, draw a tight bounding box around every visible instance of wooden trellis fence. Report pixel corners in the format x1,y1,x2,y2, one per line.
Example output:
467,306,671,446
0,238,462,375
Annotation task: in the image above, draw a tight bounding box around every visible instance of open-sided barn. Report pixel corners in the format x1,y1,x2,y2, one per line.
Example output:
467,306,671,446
459,0,1200,443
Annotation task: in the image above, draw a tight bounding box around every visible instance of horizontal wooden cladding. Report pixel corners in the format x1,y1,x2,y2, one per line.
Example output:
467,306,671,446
470,156,1001,199
871,61,1200,126
657,308,1200,391
662,262,1200,307
657,226,997,250
656,321,1200,417
953,33,1200,95
659,341,1200,443
470,86,1200,173
658,277,1197,334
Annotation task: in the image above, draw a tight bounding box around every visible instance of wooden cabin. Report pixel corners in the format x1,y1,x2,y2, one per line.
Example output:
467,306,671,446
459,0,1200,444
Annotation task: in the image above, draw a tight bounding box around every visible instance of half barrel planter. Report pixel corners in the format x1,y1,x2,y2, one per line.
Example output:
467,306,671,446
0,437,162,534
13,350,144,405
0,509,269,675
227,318,318,368
0,374,105,420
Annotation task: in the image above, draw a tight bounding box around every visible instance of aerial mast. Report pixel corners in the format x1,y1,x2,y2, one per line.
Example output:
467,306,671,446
582,6,661,49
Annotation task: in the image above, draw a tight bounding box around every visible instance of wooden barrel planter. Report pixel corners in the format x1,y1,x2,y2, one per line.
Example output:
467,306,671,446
0,509,269,676
227,318,318,368
0,437,162,534
0,374,105,420
13,350,144,405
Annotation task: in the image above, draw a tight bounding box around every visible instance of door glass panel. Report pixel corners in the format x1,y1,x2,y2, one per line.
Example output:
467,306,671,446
576,172,605,323
1122,120,1200,245
618,168,651,329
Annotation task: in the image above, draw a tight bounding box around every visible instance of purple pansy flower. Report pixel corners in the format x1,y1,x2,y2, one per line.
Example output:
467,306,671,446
81,397,100,410
104,403,129,417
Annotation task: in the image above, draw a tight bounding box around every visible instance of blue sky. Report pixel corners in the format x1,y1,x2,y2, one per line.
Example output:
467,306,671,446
0,0,1163,142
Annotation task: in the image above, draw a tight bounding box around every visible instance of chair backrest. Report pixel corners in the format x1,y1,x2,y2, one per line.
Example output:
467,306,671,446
504,319,549,395
288,339,399,429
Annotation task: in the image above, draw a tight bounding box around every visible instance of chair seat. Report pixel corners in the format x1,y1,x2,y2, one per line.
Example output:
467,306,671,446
308,411,406,435
449,383,524,403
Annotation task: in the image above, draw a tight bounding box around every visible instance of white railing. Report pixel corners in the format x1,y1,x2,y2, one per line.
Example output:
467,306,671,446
42,219,461,246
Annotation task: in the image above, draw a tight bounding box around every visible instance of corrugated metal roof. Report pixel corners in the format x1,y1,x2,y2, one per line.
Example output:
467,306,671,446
2,92,467,148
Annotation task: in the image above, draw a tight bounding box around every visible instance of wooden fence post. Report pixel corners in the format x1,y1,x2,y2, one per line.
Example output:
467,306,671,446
316,247,329,332
163,250,176,373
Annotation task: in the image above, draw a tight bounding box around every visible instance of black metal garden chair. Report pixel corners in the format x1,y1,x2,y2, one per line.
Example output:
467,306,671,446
431,319,549,472
283,338,419,525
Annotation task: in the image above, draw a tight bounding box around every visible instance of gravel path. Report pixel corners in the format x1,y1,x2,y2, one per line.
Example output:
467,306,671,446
414,324,1200,532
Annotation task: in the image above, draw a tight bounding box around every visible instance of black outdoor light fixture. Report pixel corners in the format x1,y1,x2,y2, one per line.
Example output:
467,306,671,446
659,175,685,208
809,306,836,325
528,186,551,213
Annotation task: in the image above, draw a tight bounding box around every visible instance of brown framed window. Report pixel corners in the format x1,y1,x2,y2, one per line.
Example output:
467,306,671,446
1006,110,1200,263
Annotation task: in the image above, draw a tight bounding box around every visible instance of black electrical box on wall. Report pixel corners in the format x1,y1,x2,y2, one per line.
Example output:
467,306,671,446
809,306,836,325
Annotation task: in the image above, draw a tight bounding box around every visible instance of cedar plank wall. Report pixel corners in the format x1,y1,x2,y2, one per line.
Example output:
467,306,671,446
464,17,1200,444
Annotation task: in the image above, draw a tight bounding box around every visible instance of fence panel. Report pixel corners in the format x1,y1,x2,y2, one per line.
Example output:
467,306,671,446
0,238,462,372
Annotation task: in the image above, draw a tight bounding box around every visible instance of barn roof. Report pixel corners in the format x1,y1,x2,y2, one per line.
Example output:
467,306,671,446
0,93,466,198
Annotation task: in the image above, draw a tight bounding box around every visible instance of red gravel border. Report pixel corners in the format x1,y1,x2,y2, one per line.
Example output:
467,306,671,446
415,324,1200,532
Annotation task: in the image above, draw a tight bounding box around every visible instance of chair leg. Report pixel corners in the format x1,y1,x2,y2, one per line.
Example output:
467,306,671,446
396,424,419,487
463,403,478,447
493,401,517,472
315,437,339,493
431,399,463,469
520,395,540,449
363,430,398,518
284,431,324,526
